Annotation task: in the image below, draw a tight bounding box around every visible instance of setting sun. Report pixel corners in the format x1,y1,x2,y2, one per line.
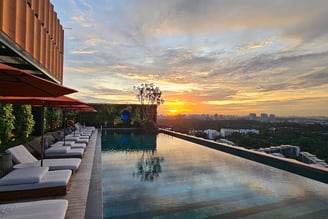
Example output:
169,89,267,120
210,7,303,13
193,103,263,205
168,109,178,115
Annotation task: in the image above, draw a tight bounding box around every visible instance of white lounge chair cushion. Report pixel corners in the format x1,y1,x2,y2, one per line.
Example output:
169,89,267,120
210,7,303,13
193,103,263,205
77,138,89,143
6,145,38,164
0,199,68,219
45,148,84,158
50,141,86,149
64,136,89,144
67,132,91,137
76,132,92,136
46,146,71,154
0,169,71,192
63,136,79,141
72,142,87,147
14,158,81,171
51,141,75,146
77,135,90,139
0,167,49,186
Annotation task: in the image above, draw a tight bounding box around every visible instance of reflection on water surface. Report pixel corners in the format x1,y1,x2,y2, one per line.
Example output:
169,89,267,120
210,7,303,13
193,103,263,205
102,131,328,219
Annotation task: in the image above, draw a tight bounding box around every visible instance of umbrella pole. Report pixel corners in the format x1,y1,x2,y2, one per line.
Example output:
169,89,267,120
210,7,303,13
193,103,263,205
73,110,76,136
74,121,76,136
64,118,66,146
40,106,45,167
63,111,66,146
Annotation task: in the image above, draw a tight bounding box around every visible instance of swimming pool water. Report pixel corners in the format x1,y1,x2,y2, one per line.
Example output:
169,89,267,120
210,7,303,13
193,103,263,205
102,131,328,219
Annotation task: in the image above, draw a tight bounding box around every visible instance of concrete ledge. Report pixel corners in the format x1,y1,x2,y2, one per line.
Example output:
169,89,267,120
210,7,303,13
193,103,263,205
58,129,99,219
85,130,103,219
160,129,328,184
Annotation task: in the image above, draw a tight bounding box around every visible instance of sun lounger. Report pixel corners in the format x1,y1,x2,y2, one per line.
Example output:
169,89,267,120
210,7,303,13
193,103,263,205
75,122,95,132
77,135,90,139
69,131,92,137
0,199,68,219
0,167,71,201
68,132,90,137
45,146,84,159
66,133,90,140
62,136,89,144
6,145,81,172
51,140,87,149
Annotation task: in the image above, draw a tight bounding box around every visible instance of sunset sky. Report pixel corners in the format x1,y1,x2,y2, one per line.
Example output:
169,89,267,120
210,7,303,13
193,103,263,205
51,0,328,116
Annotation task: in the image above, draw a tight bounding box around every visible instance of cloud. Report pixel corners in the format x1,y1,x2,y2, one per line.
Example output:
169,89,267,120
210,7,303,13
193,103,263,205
70,49,97,55
108,65,131,70
282,4,328,43
205,50,328,90
116,0,328,42
58,0,328,47
164,87,237,103
84,87,127,95
71,15,93,27
239,40,273,51
52,0,328,116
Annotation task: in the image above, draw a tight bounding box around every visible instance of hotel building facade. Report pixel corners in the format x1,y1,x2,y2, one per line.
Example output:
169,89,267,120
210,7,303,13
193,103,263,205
0,0,64,84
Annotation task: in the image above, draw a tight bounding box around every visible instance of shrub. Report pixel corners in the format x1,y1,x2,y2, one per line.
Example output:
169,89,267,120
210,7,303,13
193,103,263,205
0,104,15,145
142,120,157,130
13,104,35,139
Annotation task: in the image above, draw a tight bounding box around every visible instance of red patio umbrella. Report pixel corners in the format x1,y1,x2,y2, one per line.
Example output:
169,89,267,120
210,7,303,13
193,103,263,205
0,95,85,106
0,95,84,166
0,63,77,97
54,104,97,112
77,107,97,112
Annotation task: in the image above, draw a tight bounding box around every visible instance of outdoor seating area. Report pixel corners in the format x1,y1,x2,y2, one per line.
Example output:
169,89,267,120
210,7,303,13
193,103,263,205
0,124,97,218
23,123,94,160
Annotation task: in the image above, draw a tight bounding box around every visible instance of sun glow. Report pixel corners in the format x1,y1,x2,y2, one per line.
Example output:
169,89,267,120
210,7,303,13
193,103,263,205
168,109,178,114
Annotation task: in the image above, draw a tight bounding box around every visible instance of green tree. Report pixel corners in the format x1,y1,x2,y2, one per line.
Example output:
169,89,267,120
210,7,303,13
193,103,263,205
133,83,164,124
0,104,15,145
13,104,35,139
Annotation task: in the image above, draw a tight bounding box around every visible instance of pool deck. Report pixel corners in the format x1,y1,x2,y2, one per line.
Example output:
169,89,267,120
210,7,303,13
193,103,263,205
57,129,103,219
0,129,103,218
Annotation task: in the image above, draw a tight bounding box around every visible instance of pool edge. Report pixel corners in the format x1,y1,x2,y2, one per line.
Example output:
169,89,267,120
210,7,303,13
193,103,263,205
85,130,103,219
159,129,328,184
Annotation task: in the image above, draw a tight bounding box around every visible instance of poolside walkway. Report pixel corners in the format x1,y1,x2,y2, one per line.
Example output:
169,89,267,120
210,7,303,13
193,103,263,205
57,129,102,219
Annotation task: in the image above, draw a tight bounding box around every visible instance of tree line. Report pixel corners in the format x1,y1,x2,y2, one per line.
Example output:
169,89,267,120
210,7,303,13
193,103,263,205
157,117,328,162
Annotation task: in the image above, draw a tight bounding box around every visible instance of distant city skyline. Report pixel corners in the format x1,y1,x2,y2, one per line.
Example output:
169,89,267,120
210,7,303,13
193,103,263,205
52,0,328,116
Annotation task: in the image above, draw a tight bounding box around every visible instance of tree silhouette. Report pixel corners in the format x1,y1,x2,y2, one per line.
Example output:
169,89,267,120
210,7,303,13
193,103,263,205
133,152,164,181
133,83,164,122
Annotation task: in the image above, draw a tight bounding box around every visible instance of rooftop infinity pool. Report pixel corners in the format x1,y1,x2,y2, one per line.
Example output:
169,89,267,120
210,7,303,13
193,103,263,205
102,131,328,219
